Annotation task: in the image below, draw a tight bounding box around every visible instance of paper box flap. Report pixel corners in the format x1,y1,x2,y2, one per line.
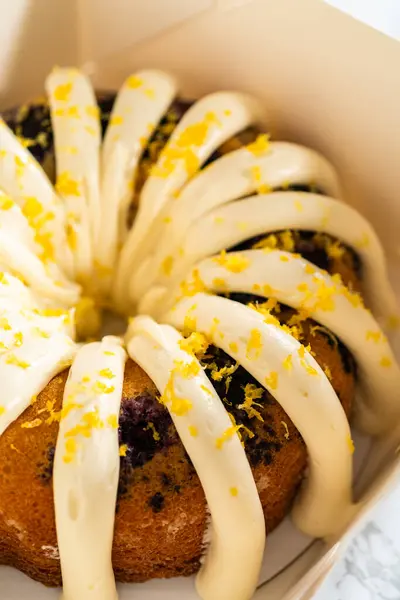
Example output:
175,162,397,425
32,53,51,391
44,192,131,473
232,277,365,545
0,0,78,107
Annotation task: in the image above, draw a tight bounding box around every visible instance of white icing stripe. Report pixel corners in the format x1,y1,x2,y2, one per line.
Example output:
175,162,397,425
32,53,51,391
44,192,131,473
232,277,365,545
95,71,177,294
0,189,38,253
54,336,126,600
113,92,263,312
164,293,355,538
0,190,80,307
0,190,78,305
0,311,76,436
127,316,265,600
162,250,400,434
0,307,74,349
0,234,79,307
0,118,74,277
130,142,341,302
46,68,101,283
159,192,398,323
0,271,41,310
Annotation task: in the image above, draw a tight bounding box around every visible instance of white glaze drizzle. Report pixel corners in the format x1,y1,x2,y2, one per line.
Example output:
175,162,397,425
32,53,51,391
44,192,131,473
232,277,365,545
127,316,265,600
164,292,355,537
0,306,76,436
0,118,74,277
130,141,341,303
95,71,177,295
46,67,101,284
54,336,126,600
0,190,80,307
156,192,398,324
0,270,41,311
113,91,263,312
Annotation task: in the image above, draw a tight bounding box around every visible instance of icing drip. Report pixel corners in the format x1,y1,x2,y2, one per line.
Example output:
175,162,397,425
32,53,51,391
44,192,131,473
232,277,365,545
164,293,355,537
54,336,127,600
0,191,80,307
95,70,177,295
0,118,74,277
0,291,76,436
46,68,102,285
113,91,263,312
0,270,42,310
127,316,265,600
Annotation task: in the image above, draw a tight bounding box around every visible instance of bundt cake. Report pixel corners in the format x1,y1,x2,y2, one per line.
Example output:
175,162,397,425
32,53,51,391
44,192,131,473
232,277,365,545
0,68,399,600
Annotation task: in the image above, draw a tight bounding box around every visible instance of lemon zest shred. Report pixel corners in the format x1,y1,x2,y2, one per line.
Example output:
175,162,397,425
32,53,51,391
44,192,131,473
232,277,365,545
200,384,212,396
238,383,264,422
126,75,143,88
179,331,209,358
63,438,78,463
246,329,263,360
211,362,238,382
54,82,73,102
6,354,30,369
294,200,303,212
265,371,278,390
173,359,201,379
229,341,239,353
179,268,207,297
56,171,80,196
212,277,228,290
188,425,198,437
253,234,278,251
213,250,250,273
246,133,271,156
119,444,128,457
145,421,160,441
283,354,293,371
281,421,290,439
159,373,192,416
107,414,119,429
110,115,123,126
216,423,242,449
92,381,115,394
380,356,392,368
99,368,115,379
347,435,355,454
366,330,382,343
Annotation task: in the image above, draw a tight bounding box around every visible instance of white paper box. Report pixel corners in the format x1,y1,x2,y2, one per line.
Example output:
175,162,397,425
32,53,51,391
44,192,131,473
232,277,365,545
1,1,400,598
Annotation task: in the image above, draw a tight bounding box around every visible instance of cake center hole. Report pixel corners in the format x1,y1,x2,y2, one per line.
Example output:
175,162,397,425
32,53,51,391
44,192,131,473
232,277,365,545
75,298,128,343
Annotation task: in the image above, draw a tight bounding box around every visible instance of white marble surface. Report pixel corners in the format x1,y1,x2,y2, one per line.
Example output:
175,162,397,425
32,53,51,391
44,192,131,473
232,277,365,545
317,481,400,599
310,7,400,599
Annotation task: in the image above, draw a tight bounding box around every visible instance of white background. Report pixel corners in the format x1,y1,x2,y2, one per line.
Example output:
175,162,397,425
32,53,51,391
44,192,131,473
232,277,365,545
326,0,400,40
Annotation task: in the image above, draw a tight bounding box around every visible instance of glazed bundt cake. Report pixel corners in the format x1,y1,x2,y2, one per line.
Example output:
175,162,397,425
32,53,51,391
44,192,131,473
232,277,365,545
0,68,399,600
